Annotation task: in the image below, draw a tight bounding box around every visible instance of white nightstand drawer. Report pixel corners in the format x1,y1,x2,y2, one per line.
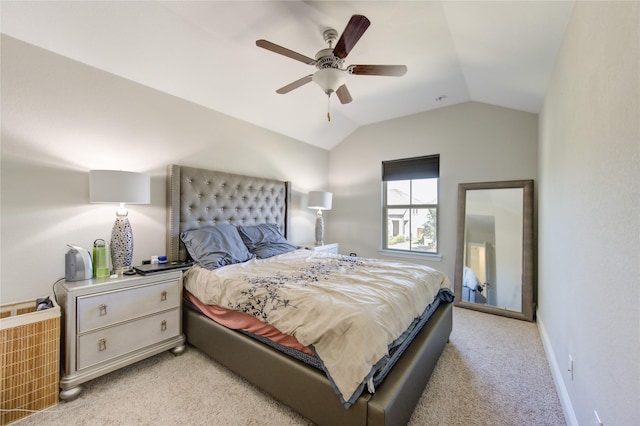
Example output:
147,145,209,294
59,271,185,400
77,279,180,333
77,308,180,370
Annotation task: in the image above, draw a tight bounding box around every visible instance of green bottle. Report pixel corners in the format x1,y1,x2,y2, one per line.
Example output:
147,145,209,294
93,239,111,278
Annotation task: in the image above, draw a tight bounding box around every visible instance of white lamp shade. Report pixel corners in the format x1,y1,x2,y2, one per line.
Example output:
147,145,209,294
90,170,150,204
312,69,346,94
308,191,332,210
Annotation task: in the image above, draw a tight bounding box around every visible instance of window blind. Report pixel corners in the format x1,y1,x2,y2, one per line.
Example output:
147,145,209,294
382,154,440,181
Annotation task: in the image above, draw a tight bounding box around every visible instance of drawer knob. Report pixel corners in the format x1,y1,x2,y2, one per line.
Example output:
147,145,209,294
161,320,167,331
161,291,167,301
99,304,107,316
98,338,107,351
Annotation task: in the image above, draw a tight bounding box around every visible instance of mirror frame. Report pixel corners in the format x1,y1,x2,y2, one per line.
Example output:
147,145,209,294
453,180,535,321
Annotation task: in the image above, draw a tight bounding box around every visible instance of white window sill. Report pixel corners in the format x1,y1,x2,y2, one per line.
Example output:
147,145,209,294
377,249,442,262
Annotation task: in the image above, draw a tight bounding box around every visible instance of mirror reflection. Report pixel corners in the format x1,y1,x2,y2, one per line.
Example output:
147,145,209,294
462,188,523,311
454,180,534,321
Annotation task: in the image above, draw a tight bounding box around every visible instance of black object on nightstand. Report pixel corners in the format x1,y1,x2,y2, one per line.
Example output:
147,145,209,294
133,261,194,275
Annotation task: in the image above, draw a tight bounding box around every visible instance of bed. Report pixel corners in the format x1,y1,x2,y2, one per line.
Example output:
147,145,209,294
166,164,453,426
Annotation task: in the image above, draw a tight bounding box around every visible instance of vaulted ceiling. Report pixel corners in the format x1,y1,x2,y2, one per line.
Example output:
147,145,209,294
1,1,574,150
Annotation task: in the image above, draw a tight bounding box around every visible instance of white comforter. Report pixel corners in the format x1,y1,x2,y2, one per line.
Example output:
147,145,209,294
184,249,450,406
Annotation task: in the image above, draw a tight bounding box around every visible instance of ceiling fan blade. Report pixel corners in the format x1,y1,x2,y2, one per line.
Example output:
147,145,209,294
333,15,371,59
349,65,408,76
336,85,352,104
276,75,314,94
256,40,316,65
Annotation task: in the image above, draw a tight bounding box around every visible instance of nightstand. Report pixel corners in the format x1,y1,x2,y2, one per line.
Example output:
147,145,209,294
301,243,339,254
56,270,185,400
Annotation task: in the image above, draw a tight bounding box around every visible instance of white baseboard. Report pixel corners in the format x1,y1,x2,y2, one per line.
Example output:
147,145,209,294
537,313,578,426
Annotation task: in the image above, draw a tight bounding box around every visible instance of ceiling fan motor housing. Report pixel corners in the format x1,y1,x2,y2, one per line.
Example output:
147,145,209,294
315,48,344,70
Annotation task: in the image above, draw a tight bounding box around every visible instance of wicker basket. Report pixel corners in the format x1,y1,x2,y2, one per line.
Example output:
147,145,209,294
0,297,60,425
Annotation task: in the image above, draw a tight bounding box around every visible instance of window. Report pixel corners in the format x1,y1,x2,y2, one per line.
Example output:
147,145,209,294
382,155,439,254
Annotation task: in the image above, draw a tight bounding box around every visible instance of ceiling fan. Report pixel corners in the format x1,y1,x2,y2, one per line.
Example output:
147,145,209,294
256,14,407,120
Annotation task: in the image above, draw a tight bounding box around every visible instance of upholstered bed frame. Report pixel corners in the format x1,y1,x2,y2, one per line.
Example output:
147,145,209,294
166,164,452,426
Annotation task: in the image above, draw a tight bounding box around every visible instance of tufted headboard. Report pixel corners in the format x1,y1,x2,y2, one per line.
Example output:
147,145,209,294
166,164,291,262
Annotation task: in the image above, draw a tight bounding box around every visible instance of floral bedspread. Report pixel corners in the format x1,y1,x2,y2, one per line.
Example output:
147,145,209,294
184,249,451,406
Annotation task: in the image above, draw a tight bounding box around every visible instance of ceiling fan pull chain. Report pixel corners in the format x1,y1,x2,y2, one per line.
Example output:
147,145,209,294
327,94,331,122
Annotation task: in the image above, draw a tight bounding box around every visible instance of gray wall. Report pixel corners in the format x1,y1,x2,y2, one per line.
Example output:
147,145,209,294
328,101,538,282
538,2,639,425
0,35,329,304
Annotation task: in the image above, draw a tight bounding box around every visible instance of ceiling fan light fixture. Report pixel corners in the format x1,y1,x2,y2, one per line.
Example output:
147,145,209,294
312,68,346,94
256,14,406,121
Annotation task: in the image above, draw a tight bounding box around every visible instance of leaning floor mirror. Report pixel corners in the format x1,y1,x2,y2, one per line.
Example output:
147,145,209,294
453,180,535,321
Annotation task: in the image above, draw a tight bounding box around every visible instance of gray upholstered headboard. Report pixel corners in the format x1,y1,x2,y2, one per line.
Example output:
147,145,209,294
166,165,291,262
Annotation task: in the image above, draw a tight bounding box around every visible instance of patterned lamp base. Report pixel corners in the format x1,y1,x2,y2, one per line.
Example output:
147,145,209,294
111,216,133,273
315,211,325,246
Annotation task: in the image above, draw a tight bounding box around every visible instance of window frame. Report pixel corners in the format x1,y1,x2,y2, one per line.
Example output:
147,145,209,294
381,155,440,255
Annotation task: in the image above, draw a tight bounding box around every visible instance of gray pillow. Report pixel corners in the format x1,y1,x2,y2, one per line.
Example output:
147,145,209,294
181,225,255,269
238,223,297,259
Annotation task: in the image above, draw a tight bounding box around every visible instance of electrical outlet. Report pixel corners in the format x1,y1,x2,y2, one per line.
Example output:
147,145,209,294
594,410,603,426
568,355,574,380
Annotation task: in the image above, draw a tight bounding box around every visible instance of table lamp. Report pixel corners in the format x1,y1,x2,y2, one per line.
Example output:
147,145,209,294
307,191,332,246
90,170,150,274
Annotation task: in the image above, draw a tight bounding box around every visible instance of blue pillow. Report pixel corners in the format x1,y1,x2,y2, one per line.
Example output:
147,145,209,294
238,223,297,259
181,225,255,269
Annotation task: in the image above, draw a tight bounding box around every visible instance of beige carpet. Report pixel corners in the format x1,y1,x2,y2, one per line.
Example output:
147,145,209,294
13,307,566,425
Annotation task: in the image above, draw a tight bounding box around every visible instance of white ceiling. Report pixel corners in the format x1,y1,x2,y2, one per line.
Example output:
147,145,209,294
1,1,574,150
